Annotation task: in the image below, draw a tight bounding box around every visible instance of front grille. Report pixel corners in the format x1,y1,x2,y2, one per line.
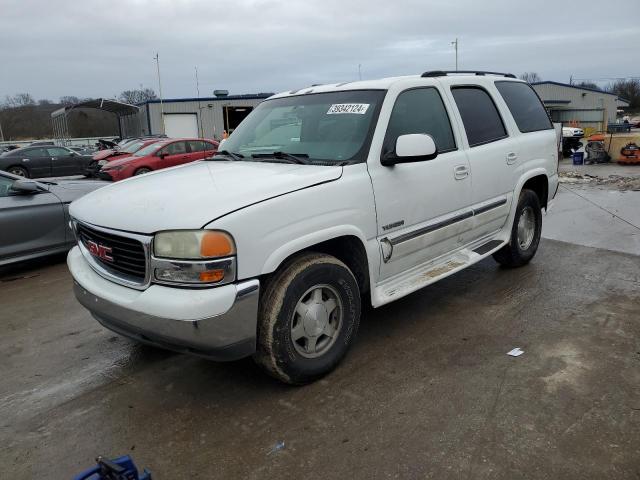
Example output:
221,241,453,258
77,223,147,282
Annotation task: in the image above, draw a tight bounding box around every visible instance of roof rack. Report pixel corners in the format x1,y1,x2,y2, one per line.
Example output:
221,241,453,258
421,70,516,78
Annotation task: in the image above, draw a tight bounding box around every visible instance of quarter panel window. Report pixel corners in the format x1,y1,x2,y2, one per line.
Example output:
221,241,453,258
383,88,456,155
495,81,553,133
451,87,507,147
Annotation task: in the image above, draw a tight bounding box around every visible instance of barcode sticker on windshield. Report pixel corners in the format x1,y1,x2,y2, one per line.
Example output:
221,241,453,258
327,103,370,115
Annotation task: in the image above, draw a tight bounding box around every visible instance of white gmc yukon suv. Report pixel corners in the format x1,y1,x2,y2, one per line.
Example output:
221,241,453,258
68,71,558,384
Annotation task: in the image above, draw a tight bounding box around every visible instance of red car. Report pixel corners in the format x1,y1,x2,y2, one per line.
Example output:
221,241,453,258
99,138,218,181
92,138,162,162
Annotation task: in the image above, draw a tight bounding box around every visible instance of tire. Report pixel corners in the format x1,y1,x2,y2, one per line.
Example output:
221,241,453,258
254,252,361,385
85,161,98,177
134,167,151,176
493,189,542,268
7,166,29,178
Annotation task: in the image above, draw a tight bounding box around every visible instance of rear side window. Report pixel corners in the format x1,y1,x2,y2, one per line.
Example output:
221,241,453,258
384,88,456,155
495,81,552,133
451,87,507,147
24,148,47,157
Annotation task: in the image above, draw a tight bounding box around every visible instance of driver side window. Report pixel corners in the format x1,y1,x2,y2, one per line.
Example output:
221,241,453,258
161,142,187,155
383,88,456,157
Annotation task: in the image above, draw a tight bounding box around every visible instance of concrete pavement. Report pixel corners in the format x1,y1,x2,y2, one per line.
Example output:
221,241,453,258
2,237,639,479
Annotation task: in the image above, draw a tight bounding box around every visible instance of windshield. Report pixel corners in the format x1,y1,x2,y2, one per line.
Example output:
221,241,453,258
121,140,145,154
221,90,385,163
134,142,165,157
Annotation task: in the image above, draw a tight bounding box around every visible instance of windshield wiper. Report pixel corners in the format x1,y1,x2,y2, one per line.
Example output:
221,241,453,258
251,152,310,165
212,150,244,161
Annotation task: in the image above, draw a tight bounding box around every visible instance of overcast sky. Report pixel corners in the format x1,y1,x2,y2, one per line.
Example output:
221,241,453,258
1,0,637,102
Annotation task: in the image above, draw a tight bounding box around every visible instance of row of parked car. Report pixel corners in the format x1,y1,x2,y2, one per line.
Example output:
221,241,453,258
0,136,219,181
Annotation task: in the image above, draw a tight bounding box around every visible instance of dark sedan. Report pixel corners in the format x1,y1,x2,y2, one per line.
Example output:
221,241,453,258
0,170,107,265
0,145,95,178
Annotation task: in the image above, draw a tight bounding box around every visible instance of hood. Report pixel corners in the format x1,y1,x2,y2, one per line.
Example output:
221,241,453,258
48,179,109,203
102,154,137,167
70,160,343,233
93,149,116,160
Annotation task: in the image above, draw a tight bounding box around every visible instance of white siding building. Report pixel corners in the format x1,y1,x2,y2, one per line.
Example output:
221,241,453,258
532,81,629,131
137,93,273,140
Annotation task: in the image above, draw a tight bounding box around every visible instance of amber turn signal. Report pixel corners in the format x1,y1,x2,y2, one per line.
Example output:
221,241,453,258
199,269,225,283
200,232,235,258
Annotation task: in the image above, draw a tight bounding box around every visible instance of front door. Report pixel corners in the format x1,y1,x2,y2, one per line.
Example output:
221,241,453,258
368,86,473,281
47,147,78,176
158,141,190,168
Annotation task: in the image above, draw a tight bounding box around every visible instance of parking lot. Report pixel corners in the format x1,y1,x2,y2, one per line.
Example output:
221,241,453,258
2,181,640,479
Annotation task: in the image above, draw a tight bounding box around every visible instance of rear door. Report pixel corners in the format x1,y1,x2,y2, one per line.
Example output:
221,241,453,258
11,148,52,178
446,85,518,240
0,174,66,262
47,147,78,176
186,140,216,162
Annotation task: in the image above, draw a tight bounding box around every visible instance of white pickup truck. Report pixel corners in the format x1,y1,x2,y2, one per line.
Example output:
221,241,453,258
68,71,558,384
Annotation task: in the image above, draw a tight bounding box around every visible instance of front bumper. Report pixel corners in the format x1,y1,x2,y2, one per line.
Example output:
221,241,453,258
68,246,260,361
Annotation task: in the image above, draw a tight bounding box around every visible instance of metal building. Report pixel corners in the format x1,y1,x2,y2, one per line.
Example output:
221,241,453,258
531,81,629,131
138,93,273,140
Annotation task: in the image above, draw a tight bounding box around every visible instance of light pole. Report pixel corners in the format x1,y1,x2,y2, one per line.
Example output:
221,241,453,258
358,64,362,81
154,53,166,134
451,38,458,71
0,119,4,142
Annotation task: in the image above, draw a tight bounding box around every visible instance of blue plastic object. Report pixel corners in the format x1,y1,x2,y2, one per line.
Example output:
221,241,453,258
572,151,584,165
73,455,152,480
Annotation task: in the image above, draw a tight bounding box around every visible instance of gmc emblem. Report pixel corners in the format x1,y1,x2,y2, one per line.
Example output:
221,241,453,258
87,240,114,262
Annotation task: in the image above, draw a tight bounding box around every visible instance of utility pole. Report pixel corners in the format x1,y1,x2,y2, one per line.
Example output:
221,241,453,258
358,64,362,81
154,53,166,134
195,66,203,138
451,38,459,71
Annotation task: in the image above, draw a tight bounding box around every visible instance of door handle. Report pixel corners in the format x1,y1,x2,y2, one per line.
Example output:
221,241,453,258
506,152,518,164
454,165,469,180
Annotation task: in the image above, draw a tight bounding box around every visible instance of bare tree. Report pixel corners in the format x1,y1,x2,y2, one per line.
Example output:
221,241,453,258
38,99,53,105
3,93,36,108
519,72,541,83
118,88,157,105
606,79,640,111
59,96,81,106
574,81,599,90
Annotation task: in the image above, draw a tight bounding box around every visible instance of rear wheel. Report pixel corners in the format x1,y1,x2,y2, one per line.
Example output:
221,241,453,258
254,253,361,385
493,189,542,268
7,166,29,178
134,167,151,176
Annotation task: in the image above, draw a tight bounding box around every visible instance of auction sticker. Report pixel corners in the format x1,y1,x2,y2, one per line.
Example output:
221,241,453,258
327,103,370,115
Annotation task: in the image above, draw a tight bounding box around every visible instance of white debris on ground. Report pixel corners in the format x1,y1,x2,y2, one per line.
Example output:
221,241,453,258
559,171,640,191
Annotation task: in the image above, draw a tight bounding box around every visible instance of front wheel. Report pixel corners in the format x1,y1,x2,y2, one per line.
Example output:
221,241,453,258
134,167,151,176
493,189,542,268
254,253,361,385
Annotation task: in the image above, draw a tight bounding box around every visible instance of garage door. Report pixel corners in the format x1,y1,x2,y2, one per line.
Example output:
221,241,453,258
163,114,198,138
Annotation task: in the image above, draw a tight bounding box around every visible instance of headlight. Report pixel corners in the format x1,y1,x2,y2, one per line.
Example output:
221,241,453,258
153,230,236,286
154,230,235,259
98,160,108,166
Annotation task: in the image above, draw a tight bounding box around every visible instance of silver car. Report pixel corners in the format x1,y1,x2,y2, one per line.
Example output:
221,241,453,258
0,170,107,265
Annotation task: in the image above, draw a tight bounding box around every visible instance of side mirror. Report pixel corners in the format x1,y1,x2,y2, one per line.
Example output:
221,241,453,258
381,134,438,166
157,152,167,159
10,179,42,194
